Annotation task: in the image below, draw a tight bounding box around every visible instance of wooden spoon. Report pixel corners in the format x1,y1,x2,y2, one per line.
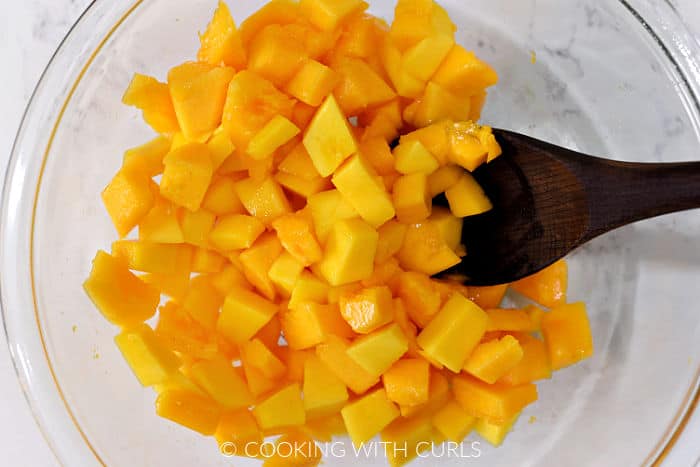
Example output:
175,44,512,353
441,129,700,285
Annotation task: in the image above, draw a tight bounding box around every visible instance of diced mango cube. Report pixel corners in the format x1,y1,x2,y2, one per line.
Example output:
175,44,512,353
281,302,353,350
428,206,463,252
464,335,524,384
447,122,488,172
207,127,236,170
303,354,349,419
156,389,221,435
467,284,509,309
307,189,359,243
331,56,396,116
180,209,216,247
241,350,283,400
300,0,368,31
253,384,306,430
452,375,537,425
541,302,593,370
303,95,358,177
339,285,394,334
190,357,253,409
416,293,487,372
155,302,217,359
427,165,462,197
316,335,378,394
393,173,432,224
288,271,329,309
375,220,407,264
381,415,434,467
474,413,520,447
111,240,192,275
347,323,409,377
393,139,440,175
511,259,568,308
381,41,425,99
341,388,399,447
83,251,160,326
432,45,498,96
431,399,476,443
191,247,226,273
402,34,454,82
160,143,214,211
235,176,291,224
405,82,471,128
275,172,331,199
217,287,278,343
486,308,536,332
122,136,170,178
215,409,263,457
239,232,283,300
397,222,461,276
197,1,246,69
202,177,246,215
182,275,224,330
302,413,347,442
102,170,155,238
395,272,442,328
360,137,395,177
382,358,429,407
139,198,184,244
248,24,308,87
122,73,180,134
316,218,378,286
114,324,180,386
498,333,551,385
286,59,340,107
247,115,300,160
241,338,286,380
271,213,323,266
400,121,452,165
209,214,265,251
268,252,305,297
445,173,492,218
262,430,322,466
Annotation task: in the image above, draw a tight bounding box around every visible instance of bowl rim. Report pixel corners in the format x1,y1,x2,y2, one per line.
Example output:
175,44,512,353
1,0,699,466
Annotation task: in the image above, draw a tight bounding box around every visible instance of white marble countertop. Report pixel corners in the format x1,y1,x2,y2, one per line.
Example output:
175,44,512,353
1,1,700,466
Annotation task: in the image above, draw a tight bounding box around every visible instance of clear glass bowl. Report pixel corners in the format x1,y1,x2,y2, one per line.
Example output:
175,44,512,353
2,0,700,466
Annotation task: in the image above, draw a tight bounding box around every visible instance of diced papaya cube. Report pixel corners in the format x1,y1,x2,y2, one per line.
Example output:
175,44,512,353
404,82,471,128
541,302,593,370
393,139,439,175
222,71,296,151
248,24,308,88
286,59,340,107
201,177,246,215
253,384,306,430
402,34,454,82
381,414,433,467
155,302,217,359
474,412,520,447
331,56,396,116
303,95,358,177
317,218,378,286
381,41,425,99
191,247,226,273
432,399,476,443
168,62,235,141
347,323,409,377
198,1,246,69
427,165,462,197
300,0,368,31
307,189,359,244
302,413,347,442
429,206,463,252
375,220,407,264
511,259,568,308
316,335,378,394
486,309,536,332
392,173,432,224
303,354,349,420
217,287,278,344
464,335,524,384
102,169,155,238
209,214,265,252
156,389,221,435
342,388,399,447
180,209,216,247
241,338,286,380
416,293,487,372
262,430,322,466
397,222,460,276
432,45,499,96
271,213,323,266
282,302,353,349
160,143,214,211
215,410,263,458
467,284,509,309
83,251,159,326
288,271,329,309
268,252,305,297
239,232,283,300
452,375,537,425
114,324,180,386
339,286,394,334
122,136,170,178
139,197,184,244
382,358,429,407
499,333,551,385
111,240,192,275
189,357,253,410
235,176,291,224
332,154,395,228
122,73,180,134
400,121,452,165
445,173,492,218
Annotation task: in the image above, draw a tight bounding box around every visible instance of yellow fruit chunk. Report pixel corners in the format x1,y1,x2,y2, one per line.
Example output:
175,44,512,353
381,415,434,467
303,355,349,419
207,127,236,170
300,0,368,31
302,413,347,442
381,41,425,99
486,308,536,332
262,430,322,466
241,349,283,400
155,302,217,359
142,269,190,303
181,275,223,330
393,173,432,224
235,176,291,224
160,143,214,212
280,348,313,384
102,170,155,238
331,56,396,116
445,173,492,218
248,23,309,88
341,388,399,447
303,95,358,177
281,302,353,350
332,154,395,227
511,259,568,308
416,293,487,372
541,302,593,370
339,285,394,334
241,338,286,380
526,304,546,330
191,247,226,273
395,271,441,328
428,207,463,253
390,0,449,51
382,358,429,407
122,73,180,134
447,122,488,172
247,115,300,160
215,410,263,457
393,139,439,175
209,214,265,251
217,287,278,344
499,333,551,385
154,369,208,396
405,82,471,129
111,240,192,275
239,232,283,300
286,59,340,107
271,213,323,266
467,284,509,309
168,62,234,141
432,45,498,96
452,375,537,425
464,335,524,384
190,357,253,409
139,198,184,244
122,136,170,178
307,189,359,243
402,34,454,82
400,121,452,165
474,412,520,447
114,324,180,386
201,177,246,215
432,399,476,443
316,218,378,286
427,165,462,197
316,335,378,394
398,369,450,419
274,172,331,199
253,384,306,430
397,222,461,276
267,252,305,297
360,137,394,177
180,209,216,247
288,271,329,309
156,390,221,435
83,251,160,326
375,220,407,264
198,1,246,69
278,142,322,180
347,323,409,377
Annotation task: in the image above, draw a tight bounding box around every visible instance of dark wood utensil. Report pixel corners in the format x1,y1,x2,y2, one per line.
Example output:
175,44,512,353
442,129,700,285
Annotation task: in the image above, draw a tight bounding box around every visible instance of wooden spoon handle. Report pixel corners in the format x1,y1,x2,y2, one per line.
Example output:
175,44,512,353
579,158,700,241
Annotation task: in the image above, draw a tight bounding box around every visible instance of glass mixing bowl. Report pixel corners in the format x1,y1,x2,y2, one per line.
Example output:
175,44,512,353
2,0,700,465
